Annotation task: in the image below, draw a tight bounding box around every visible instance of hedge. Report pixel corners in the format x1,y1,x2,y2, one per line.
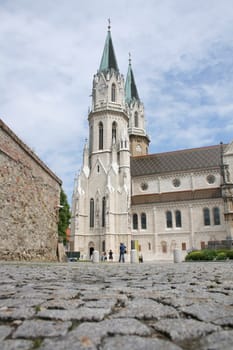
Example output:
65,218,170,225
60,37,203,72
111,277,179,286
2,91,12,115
185,249,233,261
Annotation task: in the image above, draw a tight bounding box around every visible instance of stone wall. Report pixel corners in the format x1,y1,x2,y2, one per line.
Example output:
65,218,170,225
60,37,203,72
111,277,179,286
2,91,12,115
0,119,62,261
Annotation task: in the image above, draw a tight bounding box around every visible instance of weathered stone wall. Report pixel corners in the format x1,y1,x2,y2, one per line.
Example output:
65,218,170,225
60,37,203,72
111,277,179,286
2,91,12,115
0,119,62,261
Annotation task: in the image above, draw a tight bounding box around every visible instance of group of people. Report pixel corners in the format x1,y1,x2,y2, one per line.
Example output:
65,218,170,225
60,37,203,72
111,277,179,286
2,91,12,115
101,249,114,262
100,243,127,263
100,243,144,263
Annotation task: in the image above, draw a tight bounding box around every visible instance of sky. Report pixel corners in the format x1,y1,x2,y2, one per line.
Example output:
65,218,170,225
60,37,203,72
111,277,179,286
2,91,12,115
1,0,233,204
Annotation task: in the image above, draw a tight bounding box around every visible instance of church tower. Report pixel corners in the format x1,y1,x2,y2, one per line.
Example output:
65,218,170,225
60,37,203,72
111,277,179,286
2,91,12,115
125,55,150,156
71,23,132,258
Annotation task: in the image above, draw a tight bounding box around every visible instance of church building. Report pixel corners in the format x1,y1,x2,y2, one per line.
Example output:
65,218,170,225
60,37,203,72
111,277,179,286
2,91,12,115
70,25,233,261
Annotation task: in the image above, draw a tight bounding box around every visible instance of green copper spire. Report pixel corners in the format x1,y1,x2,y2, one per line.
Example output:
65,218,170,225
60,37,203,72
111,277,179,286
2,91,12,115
99,20,119,73
125,53,140,104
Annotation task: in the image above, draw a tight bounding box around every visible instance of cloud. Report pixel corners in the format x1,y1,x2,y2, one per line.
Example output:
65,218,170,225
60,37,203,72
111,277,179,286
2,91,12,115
1,0,233,203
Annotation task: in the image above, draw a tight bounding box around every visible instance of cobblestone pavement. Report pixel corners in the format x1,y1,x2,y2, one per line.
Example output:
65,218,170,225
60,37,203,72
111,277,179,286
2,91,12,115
0,261,233,350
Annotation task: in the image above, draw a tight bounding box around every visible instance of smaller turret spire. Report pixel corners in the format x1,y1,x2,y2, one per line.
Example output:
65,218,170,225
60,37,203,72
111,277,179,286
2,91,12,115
125,54,140,104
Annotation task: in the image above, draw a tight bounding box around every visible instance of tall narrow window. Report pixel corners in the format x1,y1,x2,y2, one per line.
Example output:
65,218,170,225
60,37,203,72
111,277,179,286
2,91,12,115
175,210,182,227
166,211,172,228
90,198,94,227
134,111,138,127
111,83,116,102
90,126,93,153
133,214,138,229
112,121,117,143
213,207,220,225
161,241,167,253
102,197,106,227
141,213,147,229
99,122,103,150
201,241,206,249
182,242,186,251
203,208,210,226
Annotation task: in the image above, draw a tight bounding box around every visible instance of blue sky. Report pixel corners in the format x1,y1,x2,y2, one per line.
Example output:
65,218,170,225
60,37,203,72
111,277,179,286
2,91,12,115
1,0,233,204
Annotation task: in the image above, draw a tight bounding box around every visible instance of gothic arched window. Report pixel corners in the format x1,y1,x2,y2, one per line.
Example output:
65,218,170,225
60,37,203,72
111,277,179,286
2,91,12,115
111,83,116,102
133,213,138,230
90,198,94,227
175,210,182,227
203,208,210,226
112,121,117,143
90,126,93,153
99,122,103,150
134,111,138,127
166,211,172,228
141,213,147,229
213,207,220,225
102,197,106,227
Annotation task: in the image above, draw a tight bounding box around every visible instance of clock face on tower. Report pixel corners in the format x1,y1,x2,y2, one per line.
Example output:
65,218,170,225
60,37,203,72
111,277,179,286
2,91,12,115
136,144,142,153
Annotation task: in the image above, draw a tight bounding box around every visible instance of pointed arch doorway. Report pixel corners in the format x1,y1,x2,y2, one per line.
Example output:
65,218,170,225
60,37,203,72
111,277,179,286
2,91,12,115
88,241,95,259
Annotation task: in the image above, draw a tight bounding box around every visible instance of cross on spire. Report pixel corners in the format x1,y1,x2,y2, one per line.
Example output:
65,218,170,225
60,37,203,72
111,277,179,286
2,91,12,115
129,52,131,65
108,18,111,31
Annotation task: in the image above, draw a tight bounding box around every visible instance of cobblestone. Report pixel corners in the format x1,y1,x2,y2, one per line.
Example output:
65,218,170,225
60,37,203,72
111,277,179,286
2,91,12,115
0,261,232,349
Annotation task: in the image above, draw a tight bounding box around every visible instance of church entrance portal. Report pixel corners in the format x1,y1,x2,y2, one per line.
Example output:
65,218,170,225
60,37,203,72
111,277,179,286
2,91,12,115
89,247,94,258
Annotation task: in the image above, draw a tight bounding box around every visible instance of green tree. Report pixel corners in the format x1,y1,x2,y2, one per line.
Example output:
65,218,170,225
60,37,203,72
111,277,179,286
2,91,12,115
58,188,71,245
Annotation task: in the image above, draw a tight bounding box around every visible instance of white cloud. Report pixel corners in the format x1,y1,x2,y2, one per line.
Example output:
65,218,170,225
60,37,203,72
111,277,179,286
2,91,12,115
1,0,233,202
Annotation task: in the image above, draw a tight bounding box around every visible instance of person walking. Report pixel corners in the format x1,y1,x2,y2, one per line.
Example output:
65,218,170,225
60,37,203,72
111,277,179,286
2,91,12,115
119,242,126,263
108,249,113,261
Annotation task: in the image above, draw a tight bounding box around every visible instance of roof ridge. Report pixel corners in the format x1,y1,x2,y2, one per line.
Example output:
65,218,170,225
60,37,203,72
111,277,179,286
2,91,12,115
131,144,225,160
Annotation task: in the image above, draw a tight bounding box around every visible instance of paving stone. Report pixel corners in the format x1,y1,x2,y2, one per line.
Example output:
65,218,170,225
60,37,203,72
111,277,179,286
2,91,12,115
12,319,72,338
151,318,221,341
0,307,35,321
0,297,45,308
0,339,34,350
0,261,232,349
0,325,13,341
71,318,151,345
198,330,233,350
101,335,182,350
113,297,179,320
212,315,233,327
40,337,97,350
41,299,84,310
180,302,233,322
84,298,117,309
37,306,111,321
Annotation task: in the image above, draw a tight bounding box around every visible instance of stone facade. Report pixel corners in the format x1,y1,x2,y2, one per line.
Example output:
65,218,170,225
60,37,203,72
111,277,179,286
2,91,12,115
0,119,62,261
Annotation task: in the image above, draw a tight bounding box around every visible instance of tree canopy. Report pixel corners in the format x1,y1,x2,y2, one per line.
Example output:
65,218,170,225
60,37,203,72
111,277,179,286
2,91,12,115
58,188,71,245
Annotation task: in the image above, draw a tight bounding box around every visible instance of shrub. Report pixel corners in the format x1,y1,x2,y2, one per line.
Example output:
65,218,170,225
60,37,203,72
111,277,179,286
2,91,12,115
202,249,217,261
185,251,205,261
226,250,233,259
185,249,233,261
216,252,227,260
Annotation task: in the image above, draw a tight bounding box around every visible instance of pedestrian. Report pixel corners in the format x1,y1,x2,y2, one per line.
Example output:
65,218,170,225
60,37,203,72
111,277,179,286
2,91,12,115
119,242,126,262
139,254,143,263
109,249,113,261
101,252,107,261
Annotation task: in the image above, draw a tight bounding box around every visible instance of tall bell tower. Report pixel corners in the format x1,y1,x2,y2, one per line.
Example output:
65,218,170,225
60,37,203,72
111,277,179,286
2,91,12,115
125,54,150,156
71,22,131,258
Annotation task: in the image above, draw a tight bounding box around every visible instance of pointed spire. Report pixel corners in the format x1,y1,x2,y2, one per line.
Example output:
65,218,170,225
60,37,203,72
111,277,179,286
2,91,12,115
125,53,140,104
99,20,119,73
